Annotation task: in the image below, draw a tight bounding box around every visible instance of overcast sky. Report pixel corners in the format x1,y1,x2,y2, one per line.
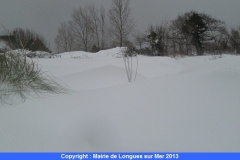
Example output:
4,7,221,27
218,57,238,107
1,0,240,51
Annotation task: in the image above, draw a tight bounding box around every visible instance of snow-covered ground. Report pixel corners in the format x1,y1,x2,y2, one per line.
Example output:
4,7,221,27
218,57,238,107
0,48,240,152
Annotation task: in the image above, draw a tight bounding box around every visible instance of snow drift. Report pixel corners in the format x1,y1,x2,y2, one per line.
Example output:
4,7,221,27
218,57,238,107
0,48,240,152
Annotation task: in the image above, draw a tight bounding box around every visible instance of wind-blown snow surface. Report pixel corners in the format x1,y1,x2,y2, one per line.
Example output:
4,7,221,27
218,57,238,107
1,48,240,151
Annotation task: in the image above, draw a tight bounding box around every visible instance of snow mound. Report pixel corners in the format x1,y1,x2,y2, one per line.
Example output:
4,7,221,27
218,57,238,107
60,47,123,59
60,65,146,90
60,51,90,59
97,47,123,58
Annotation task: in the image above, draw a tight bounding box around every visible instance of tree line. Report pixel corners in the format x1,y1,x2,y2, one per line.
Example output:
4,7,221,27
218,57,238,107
135,11,240,56
2,0,239,56
55,0,240,56
55,0,134,53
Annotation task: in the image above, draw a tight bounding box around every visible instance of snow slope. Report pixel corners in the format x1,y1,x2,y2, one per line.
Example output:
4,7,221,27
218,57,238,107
0,48,240,151
60,65,146,90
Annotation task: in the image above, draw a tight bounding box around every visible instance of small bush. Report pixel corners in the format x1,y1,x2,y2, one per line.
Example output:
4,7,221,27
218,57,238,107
137,47,152,56
91,45,100,53
121,46,138,82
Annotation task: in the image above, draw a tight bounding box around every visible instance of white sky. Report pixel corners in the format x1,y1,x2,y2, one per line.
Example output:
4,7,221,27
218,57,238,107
0,0,240,51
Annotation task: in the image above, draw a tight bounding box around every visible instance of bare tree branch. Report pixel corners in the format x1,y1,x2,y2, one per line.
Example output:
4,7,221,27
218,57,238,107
108,0,135,47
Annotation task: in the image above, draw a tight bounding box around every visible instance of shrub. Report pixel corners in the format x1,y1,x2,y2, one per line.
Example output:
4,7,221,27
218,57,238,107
91,45,100,53
121,46,138,82
0,50,68,104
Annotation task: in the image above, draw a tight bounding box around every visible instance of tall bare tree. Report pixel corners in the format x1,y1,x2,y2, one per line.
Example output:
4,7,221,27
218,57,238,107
55,22,75,53
99,6,108,49
154,21,170,56
108,0,135,47
89,4,100,48
169,18,192,56
70,6,93,52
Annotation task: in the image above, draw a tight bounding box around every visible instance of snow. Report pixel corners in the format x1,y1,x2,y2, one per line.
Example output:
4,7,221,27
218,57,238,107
0,41,6,49
60,65,145,90
0,40,5,49
0,48,240,152
61,47,123,59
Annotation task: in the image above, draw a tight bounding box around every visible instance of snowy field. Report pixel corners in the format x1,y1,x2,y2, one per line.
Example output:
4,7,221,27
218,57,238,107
0,48,240,151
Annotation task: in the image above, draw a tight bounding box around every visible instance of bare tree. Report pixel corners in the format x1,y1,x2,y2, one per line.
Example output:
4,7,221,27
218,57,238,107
70,6,93,52
89,4,100,48
207,26,228,55
169,19,192,56
99,6,108,49
108,0,135,47
55,5,109,52
229,25,240,54
132,31,145,49
55,22,75,53
154,21,170,56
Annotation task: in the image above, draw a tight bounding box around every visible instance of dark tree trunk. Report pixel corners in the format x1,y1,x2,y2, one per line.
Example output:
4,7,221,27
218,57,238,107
192,33,203,55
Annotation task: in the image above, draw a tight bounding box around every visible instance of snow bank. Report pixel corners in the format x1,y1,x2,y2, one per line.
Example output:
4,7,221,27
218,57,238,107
60,47,123,59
